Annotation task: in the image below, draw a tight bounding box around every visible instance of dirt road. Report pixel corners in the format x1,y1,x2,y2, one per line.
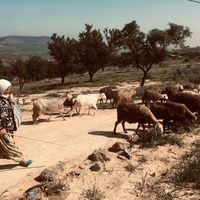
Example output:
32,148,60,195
0,100,136,199
1,84,199,200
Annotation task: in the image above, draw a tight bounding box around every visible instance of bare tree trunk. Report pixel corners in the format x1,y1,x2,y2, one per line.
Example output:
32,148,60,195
61,76,65,85
140,72,148,87
89,74,93,82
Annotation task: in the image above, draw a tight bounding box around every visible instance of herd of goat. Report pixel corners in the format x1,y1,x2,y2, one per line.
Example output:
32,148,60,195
22,83,200,136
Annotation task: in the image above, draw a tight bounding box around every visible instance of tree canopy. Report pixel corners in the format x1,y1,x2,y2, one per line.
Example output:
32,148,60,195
48,33,79,84
10,58,26,91
104,21,192,86
78,24,111,82
4,21,192,87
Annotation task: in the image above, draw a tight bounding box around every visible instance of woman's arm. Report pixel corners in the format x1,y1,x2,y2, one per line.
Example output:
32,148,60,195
0,128,7,135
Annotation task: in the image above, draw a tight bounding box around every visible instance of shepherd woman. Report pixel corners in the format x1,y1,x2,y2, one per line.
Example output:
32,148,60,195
0,79,32,167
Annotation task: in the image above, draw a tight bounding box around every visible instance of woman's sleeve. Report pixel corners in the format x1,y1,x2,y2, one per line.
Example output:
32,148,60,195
0,100,5,130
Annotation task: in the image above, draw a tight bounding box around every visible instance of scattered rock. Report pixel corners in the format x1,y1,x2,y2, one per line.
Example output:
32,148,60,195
109,142,132,159
34,162,65,183
149,172,156,177
87,148,110,162
108,142,127,152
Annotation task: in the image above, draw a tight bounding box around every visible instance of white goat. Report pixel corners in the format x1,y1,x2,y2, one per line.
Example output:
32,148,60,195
70,93,106,116
14,97,26,105
32,93,71,124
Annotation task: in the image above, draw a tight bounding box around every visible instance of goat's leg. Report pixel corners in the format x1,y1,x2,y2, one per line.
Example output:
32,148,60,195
112,100,116,108
69,109,73,117
68,106,75,117
69,106,76,117
69,104,82,117
60,111,66,121
47,114,52,122
135,123,141,134
163,119,169,131
32,114,36,125
93,104,97,115
88,106,91,115
142,124,146,133
122,120,128,133
76,106,82,116
32,112,39,125
33,117,38,125
113,120,121,134
136,123,146,135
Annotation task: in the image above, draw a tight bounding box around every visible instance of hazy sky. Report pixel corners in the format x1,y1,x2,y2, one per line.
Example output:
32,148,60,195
1,0,200,47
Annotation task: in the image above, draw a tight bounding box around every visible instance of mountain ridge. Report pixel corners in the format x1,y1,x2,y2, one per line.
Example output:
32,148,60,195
0,35,51,61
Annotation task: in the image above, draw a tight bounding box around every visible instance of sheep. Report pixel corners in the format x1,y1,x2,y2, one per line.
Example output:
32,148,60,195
172,92,200,114
14,97,26,105
10,94,26,106
69,93,106,116
181,90,200,98
112,90,135,108
63,93,81,116
164,84,184,101
99,87,116,104
142,89,168,106
32,92,71,125
98,95,107,105
113,102,163,135
183,82,200,92
149,104,187,131
63,93,78,109
68,98,83,117
164,101,197,122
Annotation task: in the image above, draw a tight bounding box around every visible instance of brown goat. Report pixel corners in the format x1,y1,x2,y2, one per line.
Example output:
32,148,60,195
112,90,135,108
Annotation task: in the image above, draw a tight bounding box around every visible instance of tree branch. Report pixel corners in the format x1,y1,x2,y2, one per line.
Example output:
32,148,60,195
188,0,200,3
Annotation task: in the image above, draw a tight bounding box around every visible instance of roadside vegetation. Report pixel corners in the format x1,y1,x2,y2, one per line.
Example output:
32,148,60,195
9,59,200,97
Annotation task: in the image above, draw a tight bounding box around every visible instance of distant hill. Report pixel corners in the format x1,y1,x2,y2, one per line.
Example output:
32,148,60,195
1,35,199,64
0,36,52,62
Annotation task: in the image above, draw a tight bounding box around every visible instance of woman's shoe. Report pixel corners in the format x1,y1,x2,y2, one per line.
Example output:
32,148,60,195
19,160,33,167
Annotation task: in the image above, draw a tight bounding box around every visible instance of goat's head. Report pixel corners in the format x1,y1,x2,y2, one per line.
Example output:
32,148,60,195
154,122,163,136
99,92,106,100
64,92,73,99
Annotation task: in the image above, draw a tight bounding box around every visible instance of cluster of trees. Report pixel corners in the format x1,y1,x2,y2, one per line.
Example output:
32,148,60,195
0,21,192,89
0,56,59,91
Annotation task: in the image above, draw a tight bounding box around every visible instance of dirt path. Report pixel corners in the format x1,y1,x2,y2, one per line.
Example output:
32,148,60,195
0,96,137,199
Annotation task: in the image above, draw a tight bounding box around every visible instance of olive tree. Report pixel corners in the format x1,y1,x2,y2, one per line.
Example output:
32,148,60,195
10,58,26,91
48,33,78,84
78,24,111,82
104,21,192,86
25,56,46,82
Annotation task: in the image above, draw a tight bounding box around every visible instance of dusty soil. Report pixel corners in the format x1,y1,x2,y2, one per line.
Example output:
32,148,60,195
1,82,200,200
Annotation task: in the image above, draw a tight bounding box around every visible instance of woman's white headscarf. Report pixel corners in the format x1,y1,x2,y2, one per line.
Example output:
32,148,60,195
0,79,11,95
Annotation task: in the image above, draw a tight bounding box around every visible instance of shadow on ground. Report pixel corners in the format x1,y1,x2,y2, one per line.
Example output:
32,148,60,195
88,130,130,140
0,164,19,170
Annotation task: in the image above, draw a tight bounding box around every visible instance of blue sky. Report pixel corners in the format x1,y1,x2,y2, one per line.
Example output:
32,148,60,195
1,0,200,47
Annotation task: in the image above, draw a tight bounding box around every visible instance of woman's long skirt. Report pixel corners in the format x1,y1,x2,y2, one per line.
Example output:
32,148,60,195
0,134,23,163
